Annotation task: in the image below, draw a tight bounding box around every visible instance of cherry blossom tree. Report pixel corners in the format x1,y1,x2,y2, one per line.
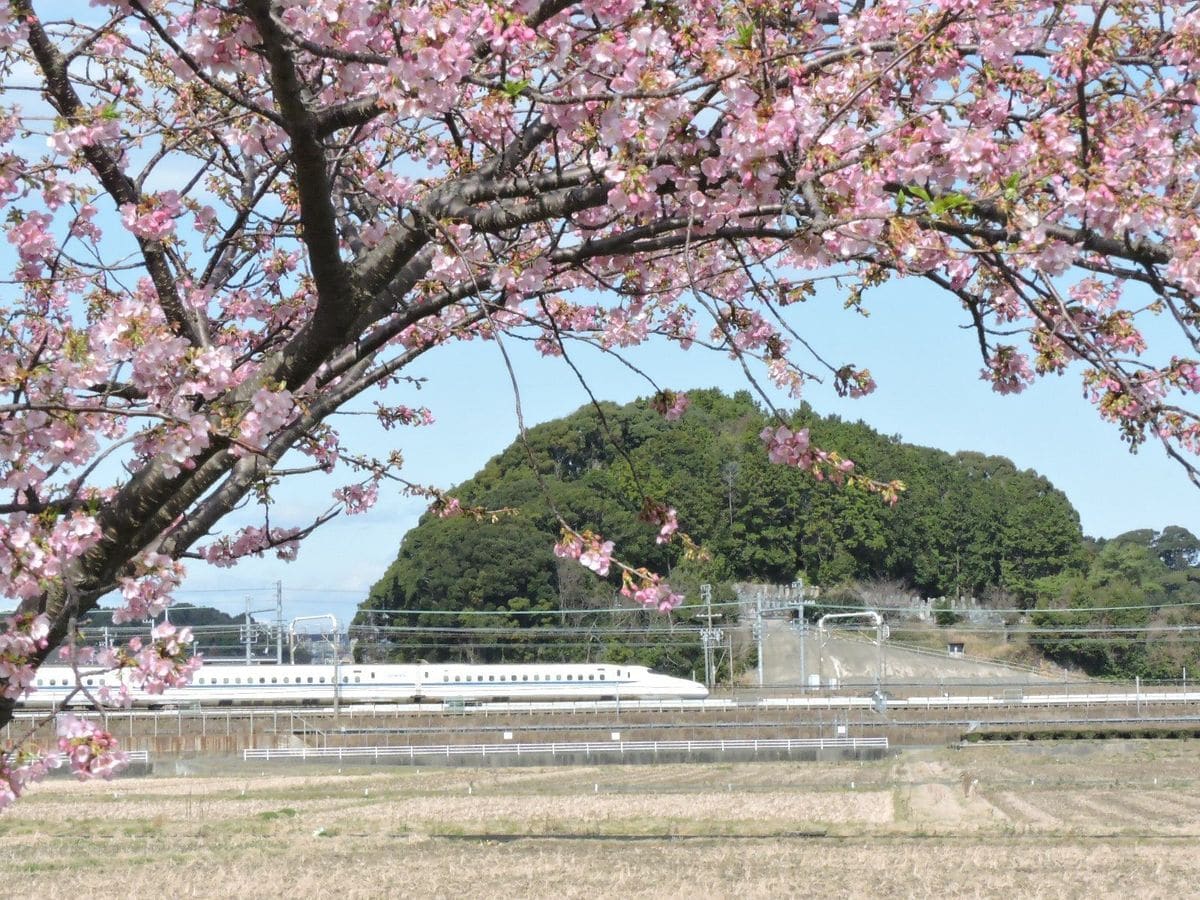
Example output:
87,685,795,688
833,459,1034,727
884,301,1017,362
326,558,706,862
1,0,1199,799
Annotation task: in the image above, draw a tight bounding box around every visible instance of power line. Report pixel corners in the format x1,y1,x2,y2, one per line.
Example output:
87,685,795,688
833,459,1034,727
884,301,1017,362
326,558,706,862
152,583,1200,620
357,600,747,617
355,628,705,643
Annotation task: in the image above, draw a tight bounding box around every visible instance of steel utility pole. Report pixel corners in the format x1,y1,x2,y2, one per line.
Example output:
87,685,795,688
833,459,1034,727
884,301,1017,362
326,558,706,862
754,591,764,687
699,583,722,691
792,580,807,690
243,594,276,664
275,581,284,664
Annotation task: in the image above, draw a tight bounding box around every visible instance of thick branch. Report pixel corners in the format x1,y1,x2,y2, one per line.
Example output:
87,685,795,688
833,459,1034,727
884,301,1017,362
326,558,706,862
244,0,357,377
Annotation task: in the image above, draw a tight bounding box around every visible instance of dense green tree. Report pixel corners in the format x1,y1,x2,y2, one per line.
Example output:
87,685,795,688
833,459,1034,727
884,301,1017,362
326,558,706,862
1153,526,1200,572
355,390,1090,672
1031,538,1200,678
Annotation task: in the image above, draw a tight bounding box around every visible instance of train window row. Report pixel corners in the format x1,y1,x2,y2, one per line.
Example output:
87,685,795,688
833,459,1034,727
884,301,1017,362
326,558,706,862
187,676,335,685
37,668,628,688
441,673,608,683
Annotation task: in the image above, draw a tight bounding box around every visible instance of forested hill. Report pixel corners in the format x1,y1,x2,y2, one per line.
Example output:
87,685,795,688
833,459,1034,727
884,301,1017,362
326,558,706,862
357,389,1087,634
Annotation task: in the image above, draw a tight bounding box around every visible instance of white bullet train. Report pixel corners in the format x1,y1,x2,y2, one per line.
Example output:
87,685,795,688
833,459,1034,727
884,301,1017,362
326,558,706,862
22,661,709,707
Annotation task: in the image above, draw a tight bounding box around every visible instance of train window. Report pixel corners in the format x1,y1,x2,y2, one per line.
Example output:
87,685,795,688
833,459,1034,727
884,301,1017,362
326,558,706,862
341,676,348,683
566,675,573,681
259,678,266,684
454,675,460,682
499,675,506,682
371,672,376,678
319,677,325,684
354,677,360,683
307,677,313,684
443,676,448,682
522,675,528,681
85,678,94,686
424,671,429,678
223,678,229,684
271,677,278,684
588,675,594,680
488,675,495,682
282,677,289,684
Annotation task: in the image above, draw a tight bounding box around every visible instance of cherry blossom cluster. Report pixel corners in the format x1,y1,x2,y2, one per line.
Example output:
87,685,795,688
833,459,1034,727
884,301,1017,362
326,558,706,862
650,390,690,422
199,526,303,568
333,481,379,516
56,715,127,781
0,746,60,811
375,404,435,430
118,623,201,697
982,346,1037,396
119,191,182,242
554,530,615,577
112,552,184,624
620,570,684,613
0,613,50,701
639,501,679,546
758,424,873,492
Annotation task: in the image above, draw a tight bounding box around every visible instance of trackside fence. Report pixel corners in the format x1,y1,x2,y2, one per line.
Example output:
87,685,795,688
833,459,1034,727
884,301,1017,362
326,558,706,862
242,736,888,763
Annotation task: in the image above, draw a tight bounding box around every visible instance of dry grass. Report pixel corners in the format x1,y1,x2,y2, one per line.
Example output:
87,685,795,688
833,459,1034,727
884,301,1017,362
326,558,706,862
3,743,1199,898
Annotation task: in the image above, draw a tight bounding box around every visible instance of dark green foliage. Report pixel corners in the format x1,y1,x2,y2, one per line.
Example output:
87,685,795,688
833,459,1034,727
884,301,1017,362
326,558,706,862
1031,530,1200,678
933,598,960,627
355,390,1088,673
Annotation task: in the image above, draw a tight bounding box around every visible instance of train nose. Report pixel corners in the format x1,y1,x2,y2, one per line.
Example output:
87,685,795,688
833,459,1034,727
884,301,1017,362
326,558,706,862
670,676,709,699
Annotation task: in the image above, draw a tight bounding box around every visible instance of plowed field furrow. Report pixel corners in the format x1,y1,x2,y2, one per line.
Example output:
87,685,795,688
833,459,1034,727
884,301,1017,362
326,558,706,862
1101,791,1200,828
985,791,1062,827
1062,792,1160,829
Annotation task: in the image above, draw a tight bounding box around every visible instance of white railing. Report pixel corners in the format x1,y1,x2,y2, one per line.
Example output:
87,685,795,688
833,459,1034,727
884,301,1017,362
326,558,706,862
242,736,888,762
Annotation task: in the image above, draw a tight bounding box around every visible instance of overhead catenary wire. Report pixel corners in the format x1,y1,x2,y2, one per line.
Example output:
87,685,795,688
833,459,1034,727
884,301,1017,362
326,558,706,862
143,580,1200,618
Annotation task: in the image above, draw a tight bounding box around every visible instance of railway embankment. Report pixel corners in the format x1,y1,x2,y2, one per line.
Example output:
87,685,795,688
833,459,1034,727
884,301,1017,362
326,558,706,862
11,682,1200,764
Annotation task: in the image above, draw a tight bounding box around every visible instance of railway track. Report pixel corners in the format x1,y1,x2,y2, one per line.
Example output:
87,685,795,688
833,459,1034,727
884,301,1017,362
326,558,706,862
12,684,1194,718
12,683,1199,756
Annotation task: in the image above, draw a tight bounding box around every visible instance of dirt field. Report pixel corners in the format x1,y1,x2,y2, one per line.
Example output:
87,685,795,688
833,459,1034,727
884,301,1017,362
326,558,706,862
3,742,1198,898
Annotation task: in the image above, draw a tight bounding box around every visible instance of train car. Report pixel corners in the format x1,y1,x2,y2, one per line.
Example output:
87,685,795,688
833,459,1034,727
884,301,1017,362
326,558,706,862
21,661,708,707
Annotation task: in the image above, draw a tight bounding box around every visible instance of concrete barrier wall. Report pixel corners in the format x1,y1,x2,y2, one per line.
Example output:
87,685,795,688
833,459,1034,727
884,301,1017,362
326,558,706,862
253,745,891,768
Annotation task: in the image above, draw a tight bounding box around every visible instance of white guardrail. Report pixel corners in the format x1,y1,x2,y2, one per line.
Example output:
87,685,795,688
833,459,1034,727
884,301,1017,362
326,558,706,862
242,736,889,762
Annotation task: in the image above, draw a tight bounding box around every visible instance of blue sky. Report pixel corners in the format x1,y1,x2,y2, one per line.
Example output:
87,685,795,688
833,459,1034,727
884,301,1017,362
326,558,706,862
171,277,1200,626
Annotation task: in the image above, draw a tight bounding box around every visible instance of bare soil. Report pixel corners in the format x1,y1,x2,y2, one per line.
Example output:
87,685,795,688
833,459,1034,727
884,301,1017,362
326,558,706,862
2,741,1198,898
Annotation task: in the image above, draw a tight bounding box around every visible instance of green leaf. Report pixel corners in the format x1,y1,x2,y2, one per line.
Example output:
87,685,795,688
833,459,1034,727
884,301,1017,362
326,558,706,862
928,192,972,216
501,79,530,100
1002,172,1021,201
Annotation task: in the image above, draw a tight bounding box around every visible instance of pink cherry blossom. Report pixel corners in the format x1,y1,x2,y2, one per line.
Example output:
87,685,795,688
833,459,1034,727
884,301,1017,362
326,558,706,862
119,191,182,242
56,715,127,780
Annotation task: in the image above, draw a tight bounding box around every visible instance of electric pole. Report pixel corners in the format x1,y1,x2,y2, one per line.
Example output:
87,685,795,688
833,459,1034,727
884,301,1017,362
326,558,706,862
699,583,722,691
